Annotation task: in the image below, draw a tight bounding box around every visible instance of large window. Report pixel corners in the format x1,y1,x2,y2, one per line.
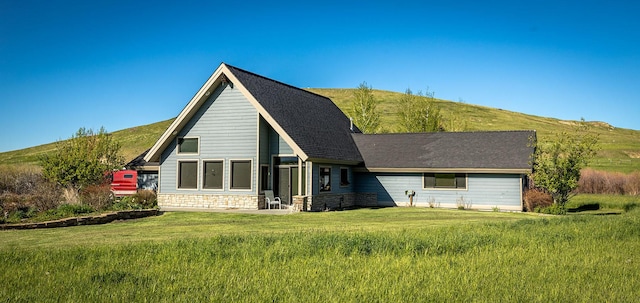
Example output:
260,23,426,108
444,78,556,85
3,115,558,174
320,167,331,192
231,160,252,190
178,161,198,189
423,173,466,189
177,137,199,154
203,160,223,189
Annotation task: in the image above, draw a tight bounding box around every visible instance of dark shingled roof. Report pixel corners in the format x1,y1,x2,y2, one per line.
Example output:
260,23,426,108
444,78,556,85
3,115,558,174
352,131,535,171
125,149,158,170
226,64,363,163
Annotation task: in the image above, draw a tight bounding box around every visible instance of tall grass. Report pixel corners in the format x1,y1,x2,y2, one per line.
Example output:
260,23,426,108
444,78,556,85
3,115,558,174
1,208,639,302
578,168,640,195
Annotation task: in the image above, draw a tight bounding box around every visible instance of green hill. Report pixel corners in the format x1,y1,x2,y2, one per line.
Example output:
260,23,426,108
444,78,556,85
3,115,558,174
1,89,639,172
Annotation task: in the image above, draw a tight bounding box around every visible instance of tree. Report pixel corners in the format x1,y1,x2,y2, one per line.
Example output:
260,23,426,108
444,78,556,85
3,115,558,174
397,88,444,132
41,127,124,190
530,120,599,207
351,82,381,134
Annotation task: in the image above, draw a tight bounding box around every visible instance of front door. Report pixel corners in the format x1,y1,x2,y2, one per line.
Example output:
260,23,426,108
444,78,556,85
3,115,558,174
276,166,299,205
278,167,290,205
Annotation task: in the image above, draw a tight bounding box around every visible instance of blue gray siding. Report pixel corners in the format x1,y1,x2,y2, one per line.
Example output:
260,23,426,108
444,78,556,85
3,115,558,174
311,163,355,195
269,127,294,156
354,172,523,210
159,84,258,194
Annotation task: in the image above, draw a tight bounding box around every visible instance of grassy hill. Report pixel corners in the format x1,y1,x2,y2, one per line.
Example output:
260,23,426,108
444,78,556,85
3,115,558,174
1,89,639,172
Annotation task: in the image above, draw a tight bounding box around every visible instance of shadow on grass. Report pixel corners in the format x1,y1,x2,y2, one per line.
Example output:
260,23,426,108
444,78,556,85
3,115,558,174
568,203,600,213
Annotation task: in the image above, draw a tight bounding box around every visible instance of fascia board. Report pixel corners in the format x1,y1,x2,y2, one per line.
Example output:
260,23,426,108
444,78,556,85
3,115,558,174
353,167,531,174
144,65,226,162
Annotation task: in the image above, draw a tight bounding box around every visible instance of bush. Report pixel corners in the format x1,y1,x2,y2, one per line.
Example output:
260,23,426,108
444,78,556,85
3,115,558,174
578,169,640,195
625,172,640,196
133,190,157,209
79,184,113,211
38,204,96,221
535,203,567,215
523,189,553,212
55,204,95,216
111,191,157,211
0,166,63,214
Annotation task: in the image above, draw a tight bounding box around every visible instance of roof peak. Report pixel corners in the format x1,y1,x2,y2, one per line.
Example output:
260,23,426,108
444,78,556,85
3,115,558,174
222,63,333,102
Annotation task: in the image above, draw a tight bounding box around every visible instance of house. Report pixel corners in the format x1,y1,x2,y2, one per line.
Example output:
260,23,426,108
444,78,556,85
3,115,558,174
144,63,535,211
124,149,158,191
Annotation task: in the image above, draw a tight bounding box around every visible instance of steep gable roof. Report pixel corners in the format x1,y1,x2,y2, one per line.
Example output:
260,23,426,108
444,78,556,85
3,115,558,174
225,65,363,163
145,63,362,163
352,131,535,173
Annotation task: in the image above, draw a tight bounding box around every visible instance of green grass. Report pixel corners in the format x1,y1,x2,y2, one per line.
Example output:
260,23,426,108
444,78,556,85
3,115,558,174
2,89,639,172
2,206,639,302
567,194,640,213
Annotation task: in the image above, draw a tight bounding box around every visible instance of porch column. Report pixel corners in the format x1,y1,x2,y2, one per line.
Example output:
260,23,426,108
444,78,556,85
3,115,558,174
298,157,303,196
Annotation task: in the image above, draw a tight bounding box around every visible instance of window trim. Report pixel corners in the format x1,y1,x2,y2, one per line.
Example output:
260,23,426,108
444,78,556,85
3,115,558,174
339,167,350,187
176,136,200,155
202,159,224,191
423,173,468,190
319,166,331,192
229,159,253,191
177,160,199,190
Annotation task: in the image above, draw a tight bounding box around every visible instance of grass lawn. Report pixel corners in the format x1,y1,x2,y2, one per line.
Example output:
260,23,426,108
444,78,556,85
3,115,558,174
1,199,639,302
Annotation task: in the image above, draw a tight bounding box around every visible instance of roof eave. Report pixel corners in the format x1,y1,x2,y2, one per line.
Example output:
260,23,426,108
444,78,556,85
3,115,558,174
353,167,532,174
305,157,363,165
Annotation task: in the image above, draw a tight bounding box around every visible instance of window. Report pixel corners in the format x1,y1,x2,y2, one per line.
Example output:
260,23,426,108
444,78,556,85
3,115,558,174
423,173,466,189
178,161,198,189
124,174,134,179
203,161,223,189
177,137,198,154
231,160,252,190
260,165,270,192
340,168,350,186
320,167,331,192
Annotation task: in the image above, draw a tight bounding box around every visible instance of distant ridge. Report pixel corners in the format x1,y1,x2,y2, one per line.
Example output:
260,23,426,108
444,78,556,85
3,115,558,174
1,89,638,173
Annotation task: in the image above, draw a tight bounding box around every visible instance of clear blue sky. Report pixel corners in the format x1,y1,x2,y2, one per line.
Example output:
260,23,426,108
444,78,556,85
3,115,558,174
1,0,639,152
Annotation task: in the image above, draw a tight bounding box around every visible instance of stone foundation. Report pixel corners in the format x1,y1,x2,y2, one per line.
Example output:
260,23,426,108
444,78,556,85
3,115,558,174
307,193,356,211
158,193,261,210
158,192,378,212
355,192,378,207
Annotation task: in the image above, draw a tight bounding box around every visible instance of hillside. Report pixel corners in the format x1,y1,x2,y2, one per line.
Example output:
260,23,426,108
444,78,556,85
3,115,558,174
1,89,639,172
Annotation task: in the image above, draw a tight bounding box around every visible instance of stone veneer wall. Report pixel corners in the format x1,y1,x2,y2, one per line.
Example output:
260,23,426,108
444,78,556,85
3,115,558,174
292,192,378,211
158,193,262,210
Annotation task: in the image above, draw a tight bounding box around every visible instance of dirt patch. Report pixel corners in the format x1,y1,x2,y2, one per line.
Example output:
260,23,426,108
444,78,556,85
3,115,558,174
624,151,640,159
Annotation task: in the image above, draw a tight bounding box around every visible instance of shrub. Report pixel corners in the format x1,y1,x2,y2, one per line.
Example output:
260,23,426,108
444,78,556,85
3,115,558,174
55,203,95,216
111,191,157,210
535,203,567,215
0,165,41,194
523,189,553,212
625,172,640,196
33,182,62,211
578,169,640,195
79,184,113,211
133,190,157,209
0,166,63,216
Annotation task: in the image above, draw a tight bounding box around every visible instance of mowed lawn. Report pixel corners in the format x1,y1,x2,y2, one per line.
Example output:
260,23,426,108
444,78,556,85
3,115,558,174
1,203,639,302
